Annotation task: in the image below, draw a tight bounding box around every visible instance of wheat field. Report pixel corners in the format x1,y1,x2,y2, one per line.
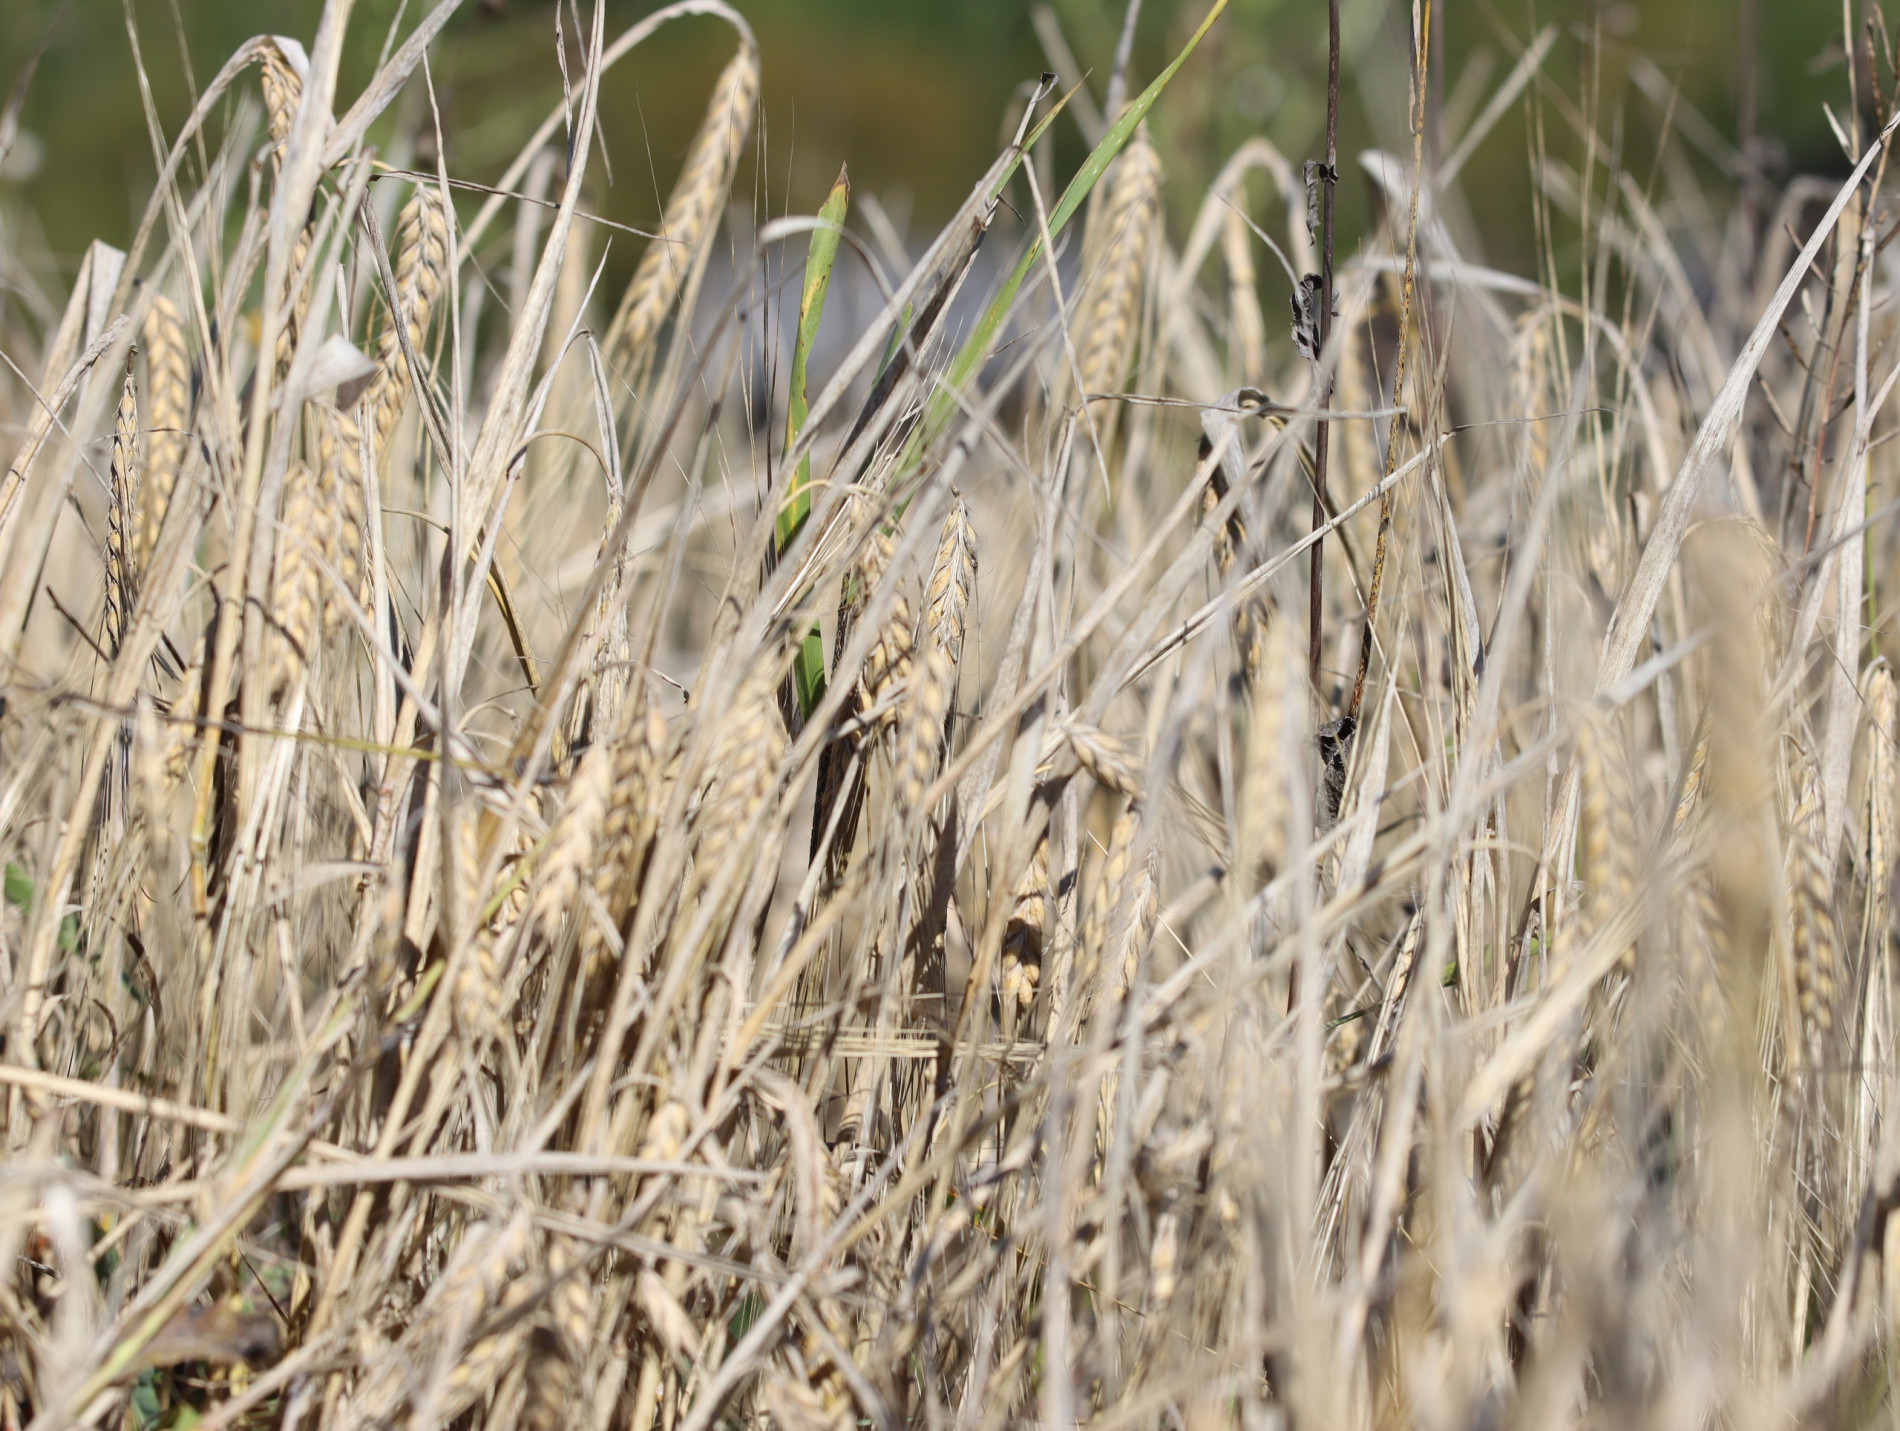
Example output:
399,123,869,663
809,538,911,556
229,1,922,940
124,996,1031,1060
1,0,1897,1426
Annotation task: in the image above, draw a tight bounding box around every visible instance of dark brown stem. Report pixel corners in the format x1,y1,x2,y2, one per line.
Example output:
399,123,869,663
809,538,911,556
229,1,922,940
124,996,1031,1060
1309,0,1340,702
1292,0,1344,1020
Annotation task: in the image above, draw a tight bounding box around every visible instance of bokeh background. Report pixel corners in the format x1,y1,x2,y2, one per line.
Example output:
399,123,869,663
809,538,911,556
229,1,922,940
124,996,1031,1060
0,0,1856,289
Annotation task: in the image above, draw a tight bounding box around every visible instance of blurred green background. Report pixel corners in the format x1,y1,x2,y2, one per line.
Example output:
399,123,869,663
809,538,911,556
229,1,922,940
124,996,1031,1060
0,0,1858,291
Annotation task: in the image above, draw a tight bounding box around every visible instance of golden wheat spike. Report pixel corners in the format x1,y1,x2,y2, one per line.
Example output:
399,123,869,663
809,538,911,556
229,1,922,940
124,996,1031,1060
605,42,759,371
694,651,789,879
925,498,977,660
857,530,914,729
1080,798,1142,987
525,1225,595,1431
1002,834,1050,1014
312,402,369,629
1221,203,1266,382
1864,665,1896,955
534,734,613,930
274,224,316,383
369,186,451,455
1576,716,1636,958
891,638,954,818
1788,776,1844,1066
135,292,190,584
1238,618,1298,885
103,351,140,658
1075,131,1162,412
256,36,305,153
586,703,670,976
264,460,321,697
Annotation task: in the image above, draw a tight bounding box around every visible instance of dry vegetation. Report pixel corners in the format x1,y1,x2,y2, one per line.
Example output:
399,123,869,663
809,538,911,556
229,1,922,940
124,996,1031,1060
5,0,1900,1425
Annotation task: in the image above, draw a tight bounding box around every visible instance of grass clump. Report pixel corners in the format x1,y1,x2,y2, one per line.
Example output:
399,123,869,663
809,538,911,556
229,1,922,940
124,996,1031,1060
4,1,1900,1427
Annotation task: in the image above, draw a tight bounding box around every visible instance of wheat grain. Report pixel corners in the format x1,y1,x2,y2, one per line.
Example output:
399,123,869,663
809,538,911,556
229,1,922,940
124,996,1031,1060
1238,618,1299,884
1081,799,1139,977
450,811,506,1038
523,1219,596,1430
1575,715,1635,957
587,704,670,975
1863,664,1895,973
1061,720,1141,798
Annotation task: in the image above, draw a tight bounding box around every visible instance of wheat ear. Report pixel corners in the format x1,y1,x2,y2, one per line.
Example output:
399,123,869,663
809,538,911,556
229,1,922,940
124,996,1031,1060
264,460,321,697
1074,132,1162,430
313,402,369,631
587,704,670,975
925,497,977,660
605,42,759,370
694,650,790,881
525,1224,596,1431
1575,715,1636,970
891,638,955,819
135,293,190,583
858,530,915,730
534,734,613,931
256,38,304,152
104,352,140,659
1221,203,1266,381
1002,834,1051,1014
1788,775,1844,1072
368,186,451,456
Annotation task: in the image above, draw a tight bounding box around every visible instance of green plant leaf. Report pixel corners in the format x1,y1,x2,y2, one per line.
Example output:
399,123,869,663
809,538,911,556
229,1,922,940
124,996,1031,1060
914,0,1229,463
779,163,852,554
781,163,852,719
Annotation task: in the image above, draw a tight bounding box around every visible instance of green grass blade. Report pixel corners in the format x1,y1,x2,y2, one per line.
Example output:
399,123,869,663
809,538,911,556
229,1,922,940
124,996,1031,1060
782,165,851,719
779,164,852,554
913,0,1228,465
